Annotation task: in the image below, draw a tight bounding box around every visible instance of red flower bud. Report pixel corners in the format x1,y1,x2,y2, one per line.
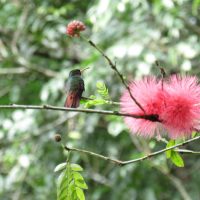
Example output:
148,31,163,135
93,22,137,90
66,20,86,37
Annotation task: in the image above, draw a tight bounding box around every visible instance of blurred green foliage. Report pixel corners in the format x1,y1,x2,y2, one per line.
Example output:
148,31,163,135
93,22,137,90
0,0,200,199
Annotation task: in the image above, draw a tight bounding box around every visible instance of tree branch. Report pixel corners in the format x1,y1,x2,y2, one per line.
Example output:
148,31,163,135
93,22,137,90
0,67,29,75
64,135,200,166
19,58,58,77
176,149,200,154
81,35,146,114
0,104,160,121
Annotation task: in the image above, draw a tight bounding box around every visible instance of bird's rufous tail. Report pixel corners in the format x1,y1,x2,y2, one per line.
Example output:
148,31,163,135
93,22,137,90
64,91,80,108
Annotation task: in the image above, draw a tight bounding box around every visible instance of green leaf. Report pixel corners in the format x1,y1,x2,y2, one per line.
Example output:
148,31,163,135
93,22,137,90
71,189,78,200
81,94,109,108
96,81,110,100
73,172,84,182
84,99,107,108
75,179,88,189
57,171,66,200
166,140,175,158
76,187,85,200
69,181,76,198
70,163,83,171
170,151,184,167
73,171,88,189
57,166,68,200
57,163,74,200
54,162,67,172
56,162,87,200
80,98,88,104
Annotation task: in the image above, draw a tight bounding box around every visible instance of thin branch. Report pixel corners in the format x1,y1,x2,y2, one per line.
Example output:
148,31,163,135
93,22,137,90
0,104,160,121
81,35,146,114
176,149,200,154
155,60,166,90
0,67,29,75
155,60,166,78
19,59,58,77
101,100,120,105
156,137,200,154
64,135,200,166
64,146,123,164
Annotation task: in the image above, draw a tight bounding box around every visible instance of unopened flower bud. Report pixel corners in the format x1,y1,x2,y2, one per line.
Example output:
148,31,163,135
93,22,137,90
54,134,62,142
66,20,86,37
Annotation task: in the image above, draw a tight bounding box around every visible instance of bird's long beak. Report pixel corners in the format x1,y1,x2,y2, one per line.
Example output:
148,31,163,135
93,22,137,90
80,67,89,73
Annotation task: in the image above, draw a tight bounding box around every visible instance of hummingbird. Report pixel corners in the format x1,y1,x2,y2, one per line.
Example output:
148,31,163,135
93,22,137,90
64,68,88,108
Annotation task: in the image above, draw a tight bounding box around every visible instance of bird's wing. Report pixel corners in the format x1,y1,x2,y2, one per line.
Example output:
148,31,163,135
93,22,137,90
79,78,85,92
65,76,84,93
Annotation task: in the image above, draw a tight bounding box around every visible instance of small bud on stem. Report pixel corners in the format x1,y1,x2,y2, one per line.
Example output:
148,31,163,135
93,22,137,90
54,134,62,142
66,20,86,37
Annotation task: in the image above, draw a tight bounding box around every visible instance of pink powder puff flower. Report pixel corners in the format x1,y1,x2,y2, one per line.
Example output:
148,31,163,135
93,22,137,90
66,20,86,37
120,75,200,139
161,75,200,139
120,76,168,138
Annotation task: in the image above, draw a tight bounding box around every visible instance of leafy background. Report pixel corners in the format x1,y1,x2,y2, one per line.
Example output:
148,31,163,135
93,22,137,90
0,0,200,199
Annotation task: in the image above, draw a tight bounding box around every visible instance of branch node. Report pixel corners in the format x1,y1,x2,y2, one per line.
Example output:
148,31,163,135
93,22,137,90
65,146,71,151
43,104,48,109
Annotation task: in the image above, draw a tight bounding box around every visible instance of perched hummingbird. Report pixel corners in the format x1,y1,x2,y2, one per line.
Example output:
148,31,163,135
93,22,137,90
64,68,87,108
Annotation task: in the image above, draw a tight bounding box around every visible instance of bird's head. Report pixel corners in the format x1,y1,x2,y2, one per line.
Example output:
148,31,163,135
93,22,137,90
69,67,89,77
69,69,81,77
